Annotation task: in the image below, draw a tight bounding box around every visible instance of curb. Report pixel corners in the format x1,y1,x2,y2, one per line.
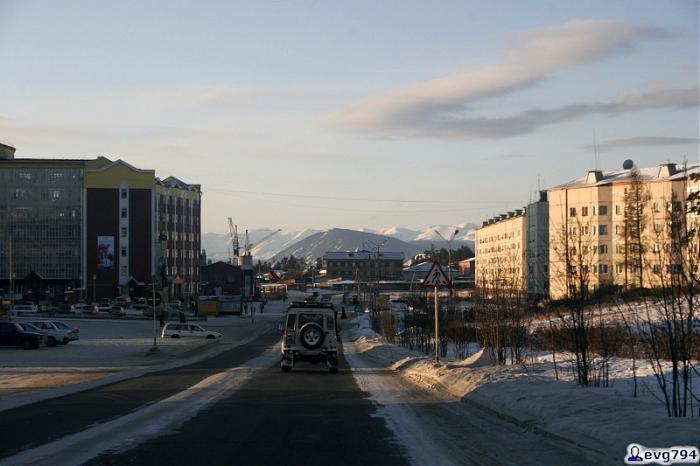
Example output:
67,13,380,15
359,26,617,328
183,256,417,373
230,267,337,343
349,337,615,465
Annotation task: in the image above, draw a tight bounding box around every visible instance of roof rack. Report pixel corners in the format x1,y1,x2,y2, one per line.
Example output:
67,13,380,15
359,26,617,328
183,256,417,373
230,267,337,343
288,301,335,310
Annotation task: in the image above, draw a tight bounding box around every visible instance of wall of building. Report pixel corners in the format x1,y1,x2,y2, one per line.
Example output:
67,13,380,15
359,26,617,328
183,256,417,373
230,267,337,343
547,166,692,300
475,214,527,293
526,193,549,298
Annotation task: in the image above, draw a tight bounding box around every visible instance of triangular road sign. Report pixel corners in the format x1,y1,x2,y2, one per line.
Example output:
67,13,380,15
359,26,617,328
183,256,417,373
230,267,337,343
421,261,450,287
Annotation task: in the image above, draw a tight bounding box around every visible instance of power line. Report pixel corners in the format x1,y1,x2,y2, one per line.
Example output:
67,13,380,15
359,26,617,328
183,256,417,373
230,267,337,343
206,187,518,205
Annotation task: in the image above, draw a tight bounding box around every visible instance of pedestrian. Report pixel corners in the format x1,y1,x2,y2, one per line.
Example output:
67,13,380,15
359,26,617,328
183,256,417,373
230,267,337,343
341,306,347,320
243,303,248,315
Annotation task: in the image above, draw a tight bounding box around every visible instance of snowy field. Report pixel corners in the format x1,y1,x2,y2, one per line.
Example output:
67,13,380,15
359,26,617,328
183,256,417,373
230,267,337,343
0,303,286,404
343,314,700,462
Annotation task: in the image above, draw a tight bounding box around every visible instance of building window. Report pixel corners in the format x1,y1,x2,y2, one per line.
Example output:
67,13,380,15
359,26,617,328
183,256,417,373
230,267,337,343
652,202,659,212
121,227,127,237
596,205,608,215
598,264,608,274
598,244,608,254
615,205,621,215
49,189,61,200
569,207,577,217
598,225,608,235
121,208,127,218
121,188,128,199
615,225,622,234
581,206,588,216
121,246,127,257
652,264,661,274
616,264,623,273
120,266,128,276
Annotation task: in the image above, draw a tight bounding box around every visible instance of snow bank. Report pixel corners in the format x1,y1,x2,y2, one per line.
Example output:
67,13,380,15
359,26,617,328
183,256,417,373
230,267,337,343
343,315,700,462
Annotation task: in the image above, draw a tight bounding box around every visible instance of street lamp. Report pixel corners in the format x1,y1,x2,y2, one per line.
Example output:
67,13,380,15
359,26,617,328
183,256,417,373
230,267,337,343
435,228,460,297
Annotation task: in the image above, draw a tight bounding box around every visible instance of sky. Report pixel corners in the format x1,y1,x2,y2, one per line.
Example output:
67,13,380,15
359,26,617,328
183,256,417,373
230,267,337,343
0,0,698,234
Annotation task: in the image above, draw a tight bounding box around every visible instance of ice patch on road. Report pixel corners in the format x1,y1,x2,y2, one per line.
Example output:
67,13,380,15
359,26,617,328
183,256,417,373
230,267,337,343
0,344,280,466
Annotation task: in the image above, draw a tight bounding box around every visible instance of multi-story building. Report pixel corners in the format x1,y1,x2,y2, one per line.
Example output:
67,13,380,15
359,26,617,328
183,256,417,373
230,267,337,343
156,177,202,299
475,210,527,293
547,162,697,300
526,191,549,298
324,251,405,281
0,144,202,302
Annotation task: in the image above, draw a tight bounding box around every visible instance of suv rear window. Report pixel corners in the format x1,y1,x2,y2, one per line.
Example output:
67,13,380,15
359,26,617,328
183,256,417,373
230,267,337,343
298,313,324,327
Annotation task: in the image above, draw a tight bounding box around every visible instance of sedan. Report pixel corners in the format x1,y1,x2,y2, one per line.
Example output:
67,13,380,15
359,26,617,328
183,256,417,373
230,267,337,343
161,323,222,340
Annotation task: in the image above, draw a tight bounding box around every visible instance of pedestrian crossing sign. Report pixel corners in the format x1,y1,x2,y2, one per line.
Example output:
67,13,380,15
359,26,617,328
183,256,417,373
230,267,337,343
422,261,450,287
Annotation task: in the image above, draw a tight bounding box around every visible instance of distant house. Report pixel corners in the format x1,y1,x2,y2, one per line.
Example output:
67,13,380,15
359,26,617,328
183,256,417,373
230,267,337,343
200,261,255,298
324,251,404,281
402,261,460,282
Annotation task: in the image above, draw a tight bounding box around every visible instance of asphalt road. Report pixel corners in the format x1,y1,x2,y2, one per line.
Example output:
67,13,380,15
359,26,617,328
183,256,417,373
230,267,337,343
0,327,279,460
85,353,410,466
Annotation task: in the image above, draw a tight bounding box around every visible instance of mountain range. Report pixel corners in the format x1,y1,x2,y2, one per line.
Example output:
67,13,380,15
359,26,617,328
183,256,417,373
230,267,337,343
202,223,476,264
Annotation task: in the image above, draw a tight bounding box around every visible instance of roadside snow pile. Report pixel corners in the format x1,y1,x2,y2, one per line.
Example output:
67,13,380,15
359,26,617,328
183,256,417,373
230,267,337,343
344,315,700,462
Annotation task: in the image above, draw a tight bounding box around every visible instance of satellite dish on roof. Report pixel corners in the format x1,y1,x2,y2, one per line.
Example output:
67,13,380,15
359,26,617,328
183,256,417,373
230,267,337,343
623,159,634,170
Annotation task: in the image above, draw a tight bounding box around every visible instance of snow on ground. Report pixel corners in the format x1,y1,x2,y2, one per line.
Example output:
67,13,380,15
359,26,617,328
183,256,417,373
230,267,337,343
343,314,700,462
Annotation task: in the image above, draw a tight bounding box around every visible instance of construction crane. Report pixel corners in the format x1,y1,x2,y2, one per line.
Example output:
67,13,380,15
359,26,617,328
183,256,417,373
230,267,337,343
227,218,239,265
245,229,282,255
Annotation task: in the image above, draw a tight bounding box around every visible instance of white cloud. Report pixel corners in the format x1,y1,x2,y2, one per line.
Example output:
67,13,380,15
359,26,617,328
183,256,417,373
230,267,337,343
326,20,672,138
589,136,700,151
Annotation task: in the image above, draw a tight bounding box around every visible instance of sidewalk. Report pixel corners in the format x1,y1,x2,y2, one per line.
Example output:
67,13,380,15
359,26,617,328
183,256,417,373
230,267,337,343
342,315,700,463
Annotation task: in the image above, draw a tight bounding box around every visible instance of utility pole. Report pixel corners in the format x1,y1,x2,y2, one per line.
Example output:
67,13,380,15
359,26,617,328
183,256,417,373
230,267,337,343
149,280,159,353
434,285,439,363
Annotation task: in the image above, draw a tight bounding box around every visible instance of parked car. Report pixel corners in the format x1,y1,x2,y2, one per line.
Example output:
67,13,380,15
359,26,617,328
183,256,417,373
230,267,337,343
0,322,43,349
131,297,148,311
161,323,222,340
72,303,98,314
26,320,78,346
109,305,127,316
10,303,39,314
280,302,339,373
113,296,131,307
39,304,61,314
97,299,112,313
50,321,80,342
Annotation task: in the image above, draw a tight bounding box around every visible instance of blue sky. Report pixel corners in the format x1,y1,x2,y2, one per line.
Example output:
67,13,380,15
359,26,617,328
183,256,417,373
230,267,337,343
0,0,697,233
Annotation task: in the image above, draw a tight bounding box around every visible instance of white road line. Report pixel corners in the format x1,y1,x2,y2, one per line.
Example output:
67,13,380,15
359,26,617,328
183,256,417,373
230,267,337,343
0,345,280,466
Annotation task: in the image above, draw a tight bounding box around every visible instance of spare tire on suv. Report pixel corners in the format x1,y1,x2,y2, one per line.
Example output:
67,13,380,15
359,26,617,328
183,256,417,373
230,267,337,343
299,322,324,350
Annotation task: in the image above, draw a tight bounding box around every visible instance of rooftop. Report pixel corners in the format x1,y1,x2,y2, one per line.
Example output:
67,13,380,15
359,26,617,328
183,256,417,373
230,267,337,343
324,251,405,260
553,162,700,189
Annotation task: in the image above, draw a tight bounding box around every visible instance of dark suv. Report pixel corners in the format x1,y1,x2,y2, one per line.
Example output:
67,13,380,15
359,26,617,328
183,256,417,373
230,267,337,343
0,322,44,349
281,302,339,373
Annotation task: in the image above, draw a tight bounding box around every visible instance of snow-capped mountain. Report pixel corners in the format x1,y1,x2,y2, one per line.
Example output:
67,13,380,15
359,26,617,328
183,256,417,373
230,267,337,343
202,229,321,262
202,223,477,263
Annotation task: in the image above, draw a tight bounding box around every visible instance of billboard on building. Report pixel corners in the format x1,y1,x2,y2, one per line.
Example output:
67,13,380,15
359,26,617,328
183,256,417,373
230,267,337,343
97,236,114,269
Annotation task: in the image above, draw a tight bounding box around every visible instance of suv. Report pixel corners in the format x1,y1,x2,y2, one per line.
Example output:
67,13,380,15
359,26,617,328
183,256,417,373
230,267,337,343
281,302,339,373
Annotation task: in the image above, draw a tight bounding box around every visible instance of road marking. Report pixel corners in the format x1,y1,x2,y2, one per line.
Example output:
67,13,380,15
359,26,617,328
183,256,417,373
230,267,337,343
0,345,280,466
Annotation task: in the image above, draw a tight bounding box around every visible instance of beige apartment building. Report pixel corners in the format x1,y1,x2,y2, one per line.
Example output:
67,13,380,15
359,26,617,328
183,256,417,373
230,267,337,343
548,162,698,300
475,209,527,293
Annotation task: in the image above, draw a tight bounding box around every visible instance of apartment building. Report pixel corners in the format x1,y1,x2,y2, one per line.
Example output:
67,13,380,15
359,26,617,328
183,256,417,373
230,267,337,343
156,177,202,299
0,144,202,302
526,191,549,298
324,251,405,281
475,210,527,293
547,162,697,300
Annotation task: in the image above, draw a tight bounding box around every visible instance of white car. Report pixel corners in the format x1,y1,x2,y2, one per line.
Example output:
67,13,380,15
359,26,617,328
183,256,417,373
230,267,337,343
72,303,98,314
10,304,39,314
26,320,79,346
161,323,222,340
